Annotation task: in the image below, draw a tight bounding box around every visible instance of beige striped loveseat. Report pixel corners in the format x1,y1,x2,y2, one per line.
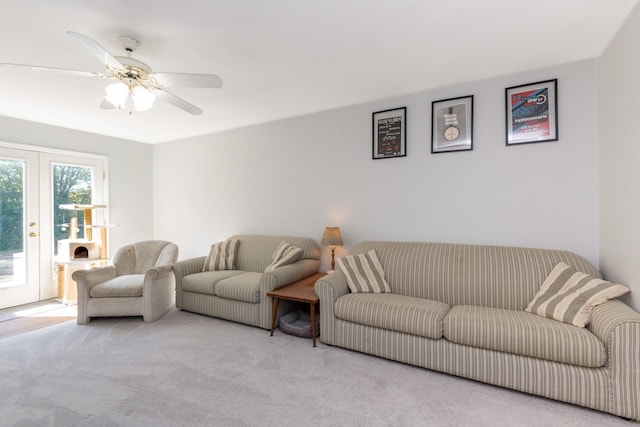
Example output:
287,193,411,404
315,241,640,420
173,234,320,329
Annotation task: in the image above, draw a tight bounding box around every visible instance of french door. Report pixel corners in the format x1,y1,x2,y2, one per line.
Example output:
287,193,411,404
0,147,39,308
0,145,107,309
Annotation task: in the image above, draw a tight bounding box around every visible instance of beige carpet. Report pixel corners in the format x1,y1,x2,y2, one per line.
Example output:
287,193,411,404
0,308,633,427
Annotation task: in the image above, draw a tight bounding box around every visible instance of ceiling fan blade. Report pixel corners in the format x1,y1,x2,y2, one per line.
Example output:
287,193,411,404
67,31,124,70
0,63,109,78
152,72,223,88
155,89,203,115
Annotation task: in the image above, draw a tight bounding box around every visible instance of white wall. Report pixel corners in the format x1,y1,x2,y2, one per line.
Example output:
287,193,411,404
154,60,600,272
0,115,155,252
599,4,640,311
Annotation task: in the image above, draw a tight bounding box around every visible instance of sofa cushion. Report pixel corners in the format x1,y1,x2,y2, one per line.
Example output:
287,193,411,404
264,241,303,272
526,262,630,327
90,274,144,298
215,272,262,303
203,239,240,272
337,250,391,293
444,305,606,368
335,293,449,339
182,270,244,296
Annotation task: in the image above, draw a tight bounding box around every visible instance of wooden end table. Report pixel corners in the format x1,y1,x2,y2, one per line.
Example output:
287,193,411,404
267,272,327,347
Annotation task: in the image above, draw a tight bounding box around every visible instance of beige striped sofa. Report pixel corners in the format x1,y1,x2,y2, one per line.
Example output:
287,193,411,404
315,241,640,420
173,234,320,329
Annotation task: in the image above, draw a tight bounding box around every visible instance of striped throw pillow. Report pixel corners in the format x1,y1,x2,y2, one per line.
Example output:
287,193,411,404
264,241,303,272
203,239,240,271
525,262,629,327
337,250,391,293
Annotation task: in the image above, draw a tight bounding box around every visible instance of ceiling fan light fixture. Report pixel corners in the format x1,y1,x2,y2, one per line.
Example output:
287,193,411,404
104,82,128,109
131,85,155,111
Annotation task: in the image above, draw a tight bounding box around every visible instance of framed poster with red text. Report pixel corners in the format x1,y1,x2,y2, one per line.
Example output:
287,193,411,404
506,79,557,145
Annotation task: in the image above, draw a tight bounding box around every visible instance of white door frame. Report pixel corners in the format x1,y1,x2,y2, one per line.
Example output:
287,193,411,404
0,141,108,306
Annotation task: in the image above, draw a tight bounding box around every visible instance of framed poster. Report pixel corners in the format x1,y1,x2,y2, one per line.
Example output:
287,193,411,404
372,107,406,159
431,95,473,153
505,79,558,145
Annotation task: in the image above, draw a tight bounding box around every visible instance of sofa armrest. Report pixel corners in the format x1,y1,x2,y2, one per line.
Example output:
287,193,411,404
314,270,350,345
588,299,640,419
143,263,176,322
260,259,321,293
173,256,206,282
256,259,320,329
145,263,174,281
72,265,118,325
172,256,206,308
315,270,350,301
72,265,117,291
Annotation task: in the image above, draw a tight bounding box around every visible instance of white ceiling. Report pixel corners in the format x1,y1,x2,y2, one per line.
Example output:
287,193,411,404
0,0,638,144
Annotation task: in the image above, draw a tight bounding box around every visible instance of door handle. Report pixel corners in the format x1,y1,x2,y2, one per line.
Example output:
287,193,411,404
29,232,38,237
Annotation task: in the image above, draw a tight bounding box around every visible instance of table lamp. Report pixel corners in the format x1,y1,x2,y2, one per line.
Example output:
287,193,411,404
321,226,343,271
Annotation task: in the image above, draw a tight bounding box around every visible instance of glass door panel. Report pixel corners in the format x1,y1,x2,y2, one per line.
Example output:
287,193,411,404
52,164,94,255
0,148,39,309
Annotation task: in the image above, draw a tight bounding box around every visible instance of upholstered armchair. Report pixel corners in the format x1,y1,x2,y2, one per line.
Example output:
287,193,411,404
72,240,179,325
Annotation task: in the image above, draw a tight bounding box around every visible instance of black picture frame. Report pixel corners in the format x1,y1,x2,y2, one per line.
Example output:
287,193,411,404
505,79,558,145
372,107,406,159
431,95,473,153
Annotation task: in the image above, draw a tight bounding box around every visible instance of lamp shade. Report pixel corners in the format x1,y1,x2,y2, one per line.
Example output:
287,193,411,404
104,82,129,109
321,226,343,246
104,83,156,112
132,86,156,111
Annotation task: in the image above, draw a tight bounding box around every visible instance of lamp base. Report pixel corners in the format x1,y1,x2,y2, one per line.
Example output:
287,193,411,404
330,247,336,271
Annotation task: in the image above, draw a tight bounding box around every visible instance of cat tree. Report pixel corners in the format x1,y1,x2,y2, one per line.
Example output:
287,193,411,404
57,204,108,260
56,204,113,303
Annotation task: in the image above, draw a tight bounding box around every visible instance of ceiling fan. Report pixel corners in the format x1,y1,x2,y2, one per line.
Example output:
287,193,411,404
0,31,223,115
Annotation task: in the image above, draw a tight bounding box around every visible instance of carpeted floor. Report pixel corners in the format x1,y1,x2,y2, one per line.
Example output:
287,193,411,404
0,308,634,427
